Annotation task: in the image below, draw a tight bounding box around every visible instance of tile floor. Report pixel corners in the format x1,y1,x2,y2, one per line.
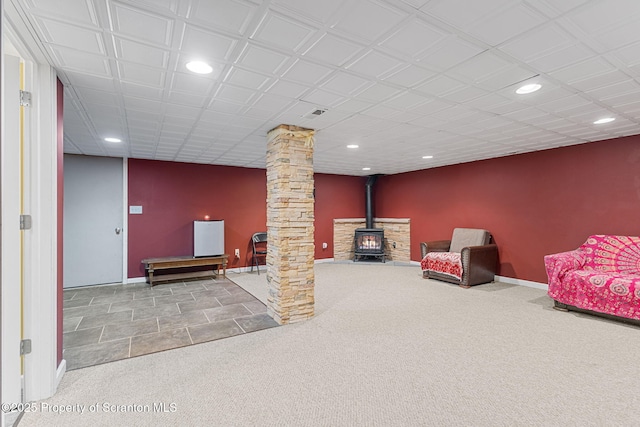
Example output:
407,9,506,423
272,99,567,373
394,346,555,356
63,277,278,370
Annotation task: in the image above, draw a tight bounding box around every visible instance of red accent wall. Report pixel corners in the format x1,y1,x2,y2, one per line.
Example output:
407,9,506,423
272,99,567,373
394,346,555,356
127,159,364,278
314,174,366,259
376,135,640,283
56,78,64,365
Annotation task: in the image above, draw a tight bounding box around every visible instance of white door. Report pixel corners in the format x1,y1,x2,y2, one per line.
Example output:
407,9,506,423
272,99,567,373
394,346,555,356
63,154,123,287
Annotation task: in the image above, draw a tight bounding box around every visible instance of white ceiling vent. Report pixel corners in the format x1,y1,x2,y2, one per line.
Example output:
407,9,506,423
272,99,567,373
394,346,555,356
303,108,327,118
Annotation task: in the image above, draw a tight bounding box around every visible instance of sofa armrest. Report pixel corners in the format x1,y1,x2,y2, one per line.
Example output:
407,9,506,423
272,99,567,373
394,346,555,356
460,244,498,287
544,250,586,286
420,240,452,258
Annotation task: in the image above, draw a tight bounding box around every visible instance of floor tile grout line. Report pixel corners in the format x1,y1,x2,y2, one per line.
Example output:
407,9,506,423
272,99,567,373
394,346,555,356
233,318,246,334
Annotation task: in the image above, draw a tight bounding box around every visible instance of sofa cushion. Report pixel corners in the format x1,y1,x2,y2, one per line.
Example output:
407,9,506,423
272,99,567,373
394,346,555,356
556,269,640,319
582,235,640,275
449,228,490,253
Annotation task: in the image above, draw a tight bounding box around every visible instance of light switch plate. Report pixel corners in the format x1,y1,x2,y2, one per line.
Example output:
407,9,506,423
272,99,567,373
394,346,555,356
129,205,143,214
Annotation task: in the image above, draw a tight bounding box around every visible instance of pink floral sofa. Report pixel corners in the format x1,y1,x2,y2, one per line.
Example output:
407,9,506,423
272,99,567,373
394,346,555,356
545,235,640,322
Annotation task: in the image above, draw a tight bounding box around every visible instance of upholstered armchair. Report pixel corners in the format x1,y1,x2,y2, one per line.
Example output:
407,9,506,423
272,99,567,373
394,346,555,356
420,228,498,288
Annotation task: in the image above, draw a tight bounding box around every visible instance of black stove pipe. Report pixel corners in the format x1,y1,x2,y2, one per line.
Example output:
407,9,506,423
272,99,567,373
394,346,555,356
365,175,378,229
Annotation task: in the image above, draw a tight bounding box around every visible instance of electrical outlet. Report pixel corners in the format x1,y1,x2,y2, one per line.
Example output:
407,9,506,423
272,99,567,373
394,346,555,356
234,248,240,258
322,242,328,249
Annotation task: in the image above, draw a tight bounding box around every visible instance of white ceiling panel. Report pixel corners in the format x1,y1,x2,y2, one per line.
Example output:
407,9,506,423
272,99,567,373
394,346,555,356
13,0,639,175
110,3,174,46
114,37,169,67
187,0,257,34
252,12,317,52
475,5,546,46
332,0,408,43
271,0,347,25
346,50,404,79
418,36,485,71
117,62,165,87
34,17,105,54
379,17,447,59
180,25,238,61
51,46,111,76
303,33,364,67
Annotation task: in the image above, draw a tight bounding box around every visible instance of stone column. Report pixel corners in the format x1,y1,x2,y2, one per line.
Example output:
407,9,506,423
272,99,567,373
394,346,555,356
265,125,315,324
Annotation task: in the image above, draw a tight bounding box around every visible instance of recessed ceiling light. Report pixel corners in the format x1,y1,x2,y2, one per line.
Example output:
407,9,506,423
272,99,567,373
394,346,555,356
104,137,122,143
362,167,371,171
422,155,433,159
593,117,615,124
186,61,213,74
516,83,542,94
347,144,359,149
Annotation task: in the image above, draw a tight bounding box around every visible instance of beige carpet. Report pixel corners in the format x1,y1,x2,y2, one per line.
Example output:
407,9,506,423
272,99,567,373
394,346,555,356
18,263,640,426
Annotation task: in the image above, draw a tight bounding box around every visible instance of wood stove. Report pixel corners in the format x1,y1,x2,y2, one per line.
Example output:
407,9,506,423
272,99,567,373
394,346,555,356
354,228,385,262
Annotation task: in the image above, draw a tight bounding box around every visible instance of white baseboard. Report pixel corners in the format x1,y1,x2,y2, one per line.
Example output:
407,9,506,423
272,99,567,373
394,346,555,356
55,359,66,390
315,258,335,264
127,276,147,283
495,275,548,290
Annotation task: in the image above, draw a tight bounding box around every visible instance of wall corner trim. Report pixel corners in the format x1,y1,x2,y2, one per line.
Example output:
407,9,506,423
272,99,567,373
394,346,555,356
55,360,66,390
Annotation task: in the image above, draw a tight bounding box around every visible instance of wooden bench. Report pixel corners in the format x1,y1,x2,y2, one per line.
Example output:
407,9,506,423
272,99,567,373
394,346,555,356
141,255,229,286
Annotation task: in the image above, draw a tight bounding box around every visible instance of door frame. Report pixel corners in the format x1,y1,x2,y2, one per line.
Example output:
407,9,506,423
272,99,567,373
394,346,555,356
3,0,61,407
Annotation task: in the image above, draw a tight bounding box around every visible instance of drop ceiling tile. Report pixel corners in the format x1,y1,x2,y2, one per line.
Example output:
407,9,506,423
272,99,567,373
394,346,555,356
441,85,489,103
224,67,272,91
383,91,430,110
498,23,575,63
251,93,296,112
167,91,208,107
415,75,465,97
111,3,174,46
214,84,257,104
418,36,485,71
281,59,334,84
526,43,593,73
610,41,640,67
270,0,348,25
75,87,119,106
569,70,632,92
449,51,512,83
123,96,164,113
303,33,364,67
50,46,111,77
320,72,372,96
332,0,408,43
180,25,238,61
34,17,105,54
355,82,404,103
474,4,547,46
301,89,347,108
238,44,291,76
265,79,309,99
187,0,257,34
379,17,447,59
382,65,437,87
114,37,169,68
346,50,404,79
565,0,640,34
549,56,616,84
117,62,165,87
253,11,317,52
424,0,514,29
120,81,164,100
332,98,374,114
28,0,99,25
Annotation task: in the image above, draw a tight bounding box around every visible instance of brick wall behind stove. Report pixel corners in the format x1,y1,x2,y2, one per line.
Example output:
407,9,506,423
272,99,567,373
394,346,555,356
333,218,410,262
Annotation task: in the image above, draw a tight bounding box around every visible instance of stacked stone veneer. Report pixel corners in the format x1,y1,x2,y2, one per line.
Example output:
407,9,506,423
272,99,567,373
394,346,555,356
334,218,411,262
266,125,315,325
